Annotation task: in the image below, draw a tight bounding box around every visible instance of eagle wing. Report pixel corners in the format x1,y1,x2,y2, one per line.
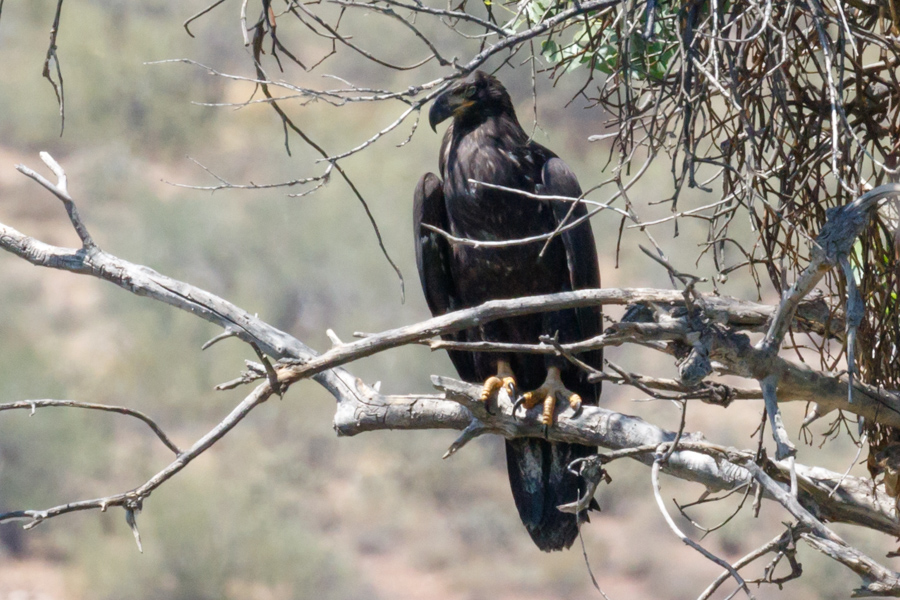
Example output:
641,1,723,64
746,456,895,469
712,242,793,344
413,172,477,381
540,157,604,389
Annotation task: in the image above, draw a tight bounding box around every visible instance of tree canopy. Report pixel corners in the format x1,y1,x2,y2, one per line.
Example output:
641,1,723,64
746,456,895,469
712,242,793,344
1,0,900,598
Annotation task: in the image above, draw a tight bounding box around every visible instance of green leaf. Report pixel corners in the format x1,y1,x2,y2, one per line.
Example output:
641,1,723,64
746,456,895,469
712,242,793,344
541,39,561,63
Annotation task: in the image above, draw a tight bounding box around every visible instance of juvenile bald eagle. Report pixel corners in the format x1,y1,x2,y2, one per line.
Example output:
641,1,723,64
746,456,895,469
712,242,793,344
414,71,602,551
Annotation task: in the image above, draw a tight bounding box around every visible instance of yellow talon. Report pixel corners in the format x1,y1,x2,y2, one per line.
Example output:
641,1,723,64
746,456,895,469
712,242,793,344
521,367,581,427
480,376,504,402
568,393,582,412
480,360,516,402
520,390,541,410
541,396,556,427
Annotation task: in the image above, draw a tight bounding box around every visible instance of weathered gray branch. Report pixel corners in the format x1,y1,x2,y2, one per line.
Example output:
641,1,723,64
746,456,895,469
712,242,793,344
3,155,900,596
746,462,900,597
699,527,806,600
334,376,899,537
2,159,898,505
651,451,755,599
333,375,900,593
0,213,361,405
342,304,900,430
0,399,181,455
272,288,851,385
760,184,900,354
0,381,276,528
754,184,900,459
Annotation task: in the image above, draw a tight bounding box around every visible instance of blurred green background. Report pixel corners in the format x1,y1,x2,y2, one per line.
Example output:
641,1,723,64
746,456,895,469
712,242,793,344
0,1,891,599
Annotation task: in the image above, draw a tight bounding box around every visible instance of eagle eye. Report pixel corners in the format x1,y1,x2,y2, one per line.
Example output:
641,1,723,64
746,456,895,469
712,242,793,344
463,86,477,99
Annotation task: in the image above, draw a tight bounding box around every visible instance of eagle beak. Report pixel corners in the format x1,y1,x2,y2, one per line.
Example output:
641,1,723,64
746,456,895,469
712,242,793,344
429,92,454,132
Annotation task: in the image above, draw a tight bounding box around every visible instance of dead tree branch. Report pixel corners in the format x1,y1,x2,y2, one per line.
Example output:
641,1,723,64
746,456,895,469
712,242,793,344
2,155,899,595
335,376,900,538
0,382,275,530
0,399,181,455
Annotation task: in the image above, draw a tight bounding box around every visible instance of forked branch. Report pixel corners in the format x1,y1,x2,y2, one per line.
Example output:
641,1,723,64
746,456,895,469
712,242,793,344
2,155,900,595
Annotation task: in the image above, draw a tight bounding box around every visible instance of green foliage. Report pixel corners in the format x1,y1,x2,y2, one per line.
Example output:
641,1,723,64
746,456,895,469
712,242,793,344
523,0,563,26
537,1,679,80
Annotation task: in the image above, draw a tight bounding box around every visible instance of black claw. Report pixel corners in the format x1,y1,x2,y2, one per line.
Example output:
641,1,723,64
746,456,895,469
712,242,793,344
541,422,549,439
484,398,496,415
512,397,526,420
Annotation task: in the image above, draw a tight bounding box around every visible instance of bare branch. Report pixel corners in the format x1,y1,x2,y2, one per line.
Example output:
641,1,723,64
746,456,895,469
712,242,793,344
0,185,361,407
0,400,181,456
333,376,900,537
746,461,900,596
183,0,226,37
760,184,900,354
42,0,65,135
2,193,893,433
166,157,334,193
0,381,275,529
594,363,757,403
651,450,755,599
698,527,806,600
16,152,94,247
762,376,797,460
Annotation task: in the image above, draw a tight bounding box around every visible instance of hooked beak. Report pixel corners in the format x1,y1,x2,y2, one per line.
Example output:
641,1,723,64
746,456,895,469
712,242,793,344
429,92,454,132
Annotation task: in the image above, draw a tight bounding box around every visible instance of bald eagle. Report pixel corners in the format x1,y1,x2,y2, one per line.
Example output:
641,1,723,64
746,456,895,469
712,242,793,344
414,71,602,551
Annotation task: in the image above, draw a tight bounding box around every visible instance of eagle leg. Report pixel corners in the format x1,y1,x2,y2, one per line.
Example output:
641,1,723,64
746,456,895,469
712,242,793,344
519,367,582,431
480,359,517,412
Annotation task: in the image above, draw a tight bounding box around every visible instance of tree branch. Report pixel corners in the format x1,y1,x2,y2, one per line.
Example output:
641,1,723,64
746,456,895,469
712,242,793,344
760,184,900,354
334,376,900,537
0,381,275,528
3,154,900,595
0,400,181,455
0,202,362,407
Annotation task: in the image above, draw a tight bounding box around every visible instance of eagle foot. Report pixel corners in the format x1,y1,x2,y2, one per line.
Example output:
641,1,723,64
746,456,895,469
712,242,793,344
480,376,516,401
519,367,582,432
479,360,517,415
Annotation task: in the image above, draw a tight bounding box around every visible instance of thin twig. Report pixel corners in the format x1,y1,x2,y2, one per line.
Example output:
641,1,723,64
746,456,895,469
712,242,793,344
42,0,65,135
651,449,756,599
0,400,181,455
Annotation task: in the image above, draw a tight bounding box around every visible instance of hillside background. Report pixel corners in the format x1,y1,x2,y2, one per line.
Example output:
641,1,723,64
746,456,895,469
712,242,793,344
0,1,892,598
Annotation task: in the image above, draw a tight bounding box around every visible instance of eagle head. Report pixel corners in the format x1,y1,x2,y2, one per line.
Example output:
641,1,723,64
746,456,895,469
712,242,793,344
429,70,516,131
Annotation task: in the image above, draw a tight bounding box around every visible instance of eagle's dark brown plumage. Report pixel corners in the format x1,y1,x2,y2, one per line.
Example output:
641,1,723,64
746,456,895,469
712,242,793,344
414,70,603,551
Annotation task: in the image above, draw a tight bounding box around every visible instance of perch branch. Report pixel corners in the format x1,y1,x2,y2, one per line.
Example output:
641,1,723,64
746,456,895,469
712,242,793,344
3,156,900,590
2,208,897,429
334,376,900,537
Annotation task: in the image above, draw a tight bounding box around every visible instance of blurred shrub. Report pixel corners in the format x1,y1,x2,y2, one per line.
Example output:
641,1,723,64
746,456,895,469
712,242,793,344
76,462,374,600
